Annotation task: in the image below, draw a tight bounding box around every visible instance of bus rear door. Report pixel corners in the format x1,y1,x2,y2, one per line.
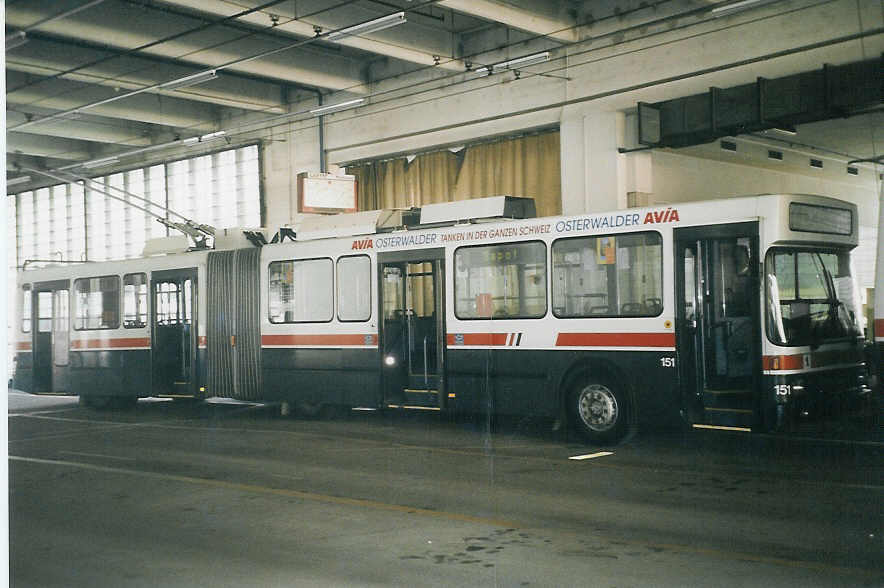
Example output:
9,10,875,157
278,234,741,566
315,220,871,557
379,249,446,409
675,223,760,429
32,280,70,394
151,268,197,397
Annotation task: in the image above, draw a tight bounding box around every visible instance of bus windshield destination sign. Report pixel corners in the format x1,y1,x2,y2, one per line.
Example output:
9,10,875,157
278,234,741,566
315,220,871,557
789,202,852,235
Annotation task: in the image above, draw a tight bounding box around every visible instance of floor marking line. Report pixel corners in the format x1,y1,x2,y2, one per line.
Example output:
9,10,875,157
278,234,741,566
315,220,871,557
9,455,881,579
8,455,519,528
692,424,752,432
59,451,135,461
569,451,614,461
12,408,83,417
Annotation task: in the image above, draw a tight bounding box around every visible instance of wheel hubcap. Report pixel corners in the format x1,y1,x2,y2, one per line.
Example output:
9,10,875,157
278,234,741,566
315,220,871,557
577,384,618,432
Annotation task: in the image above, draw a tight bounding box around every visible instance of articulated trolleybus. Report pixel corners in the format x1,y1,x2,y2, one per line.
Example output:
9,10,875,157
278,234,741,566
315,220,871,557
13,193,871,442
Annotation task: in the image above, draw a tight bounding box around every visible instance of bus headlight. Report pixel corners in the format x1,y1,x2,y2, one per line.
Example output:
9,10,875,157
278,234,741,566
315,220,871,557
384,355,397,367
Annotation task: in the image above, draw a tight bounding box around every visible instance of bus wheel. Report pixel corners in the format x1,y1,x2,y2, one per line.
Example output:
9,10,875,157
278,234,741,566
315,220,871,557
569,378,627,444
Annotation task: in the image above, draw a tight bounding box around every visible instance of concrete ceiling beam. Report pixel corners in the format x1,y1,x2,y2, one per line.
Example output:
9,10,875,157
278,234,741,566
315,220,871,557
159,0,465,71
7,154,74,174
6,109,166,147
7,38,288,113
439,0,577,43
6,1,369,92
7,132,103,161
7,71,219,131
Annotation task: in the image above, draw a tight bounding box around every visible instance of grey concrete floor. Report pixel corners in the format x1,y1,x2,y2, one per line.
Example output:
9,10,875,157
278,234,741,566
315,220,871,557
8,390,883,587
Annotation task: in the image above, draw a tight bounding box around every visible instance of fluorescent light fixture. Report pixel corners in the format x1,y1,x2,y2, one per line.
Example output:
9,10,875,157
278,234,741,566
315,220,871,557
310,98,365,116
473,52,550,76
326,12,406,41
770,126,797,136
83,156,120,169
711,0,767,16
200,130,226,141
180,131,225,146
6,31,28,51
7,175,31,187
495,51,550,70
161,70,218,91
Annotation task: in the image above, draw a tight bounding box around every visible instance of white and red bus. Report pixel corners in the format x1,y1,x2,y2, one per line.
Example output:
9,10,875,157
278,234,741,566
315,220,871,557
12,193,871,442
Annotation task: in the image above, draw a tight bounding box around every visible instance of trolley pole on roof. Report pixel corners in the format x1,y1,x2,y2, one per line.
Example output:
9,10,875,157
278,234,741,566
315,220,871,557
22,167,217,249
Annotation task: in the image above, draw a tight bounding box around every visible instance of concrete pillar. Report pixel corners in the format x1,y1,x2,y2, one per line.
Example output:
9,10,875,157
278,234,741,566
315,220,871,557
262,124,321,227
560,109,627,215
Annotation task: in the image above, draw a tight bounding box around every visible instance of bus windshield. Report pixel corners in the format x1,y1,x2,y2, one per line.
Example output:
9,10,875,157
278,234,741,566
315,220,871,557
765,248,861,346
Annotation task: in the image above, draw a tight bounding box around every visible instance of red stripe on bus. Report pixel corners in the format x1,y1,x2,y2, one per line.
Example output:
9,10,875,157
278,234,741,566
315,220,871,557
16,341,31,351
555,332,675,348
875,319,884,338
71,337,151,349
761,355,805,371
261,334,377,346
446,333,510,346
762,348,863,371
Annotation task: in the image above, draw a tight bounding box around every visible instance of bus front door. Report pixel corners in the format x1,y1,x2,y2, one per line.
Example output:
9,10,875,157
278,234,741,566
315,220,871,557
675,223,760,429
32,280,70,394
379,250,446,409
151,269,197,397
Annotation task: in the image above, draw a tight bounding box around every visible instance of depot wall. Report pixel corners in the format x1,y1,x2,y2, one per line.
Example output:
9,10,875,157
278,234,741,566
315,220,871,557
254,0,882,228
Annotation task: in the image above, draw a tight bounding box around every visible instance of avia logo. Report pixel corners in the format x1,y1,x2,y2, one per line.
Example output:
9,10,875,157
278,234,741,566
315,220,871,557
643,208,680,224
351,238,374,250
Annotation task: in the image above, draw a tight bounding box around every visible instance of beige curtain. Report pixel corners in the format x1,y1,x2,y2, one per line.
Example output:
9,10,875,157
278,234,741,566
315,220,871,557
350,130,561,216
350,150,459,210
452,132,561,217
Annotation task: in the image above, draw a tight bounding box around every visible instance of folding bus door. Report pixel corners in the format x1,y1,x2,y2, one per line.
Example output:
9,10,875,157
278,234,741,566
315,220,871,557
675,223,761,429
379,249,446,409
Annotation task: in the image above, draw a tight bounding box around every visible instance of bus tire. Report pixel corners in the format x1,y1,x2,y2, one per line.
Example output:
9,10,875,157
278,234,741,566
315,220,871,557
568,377,628,444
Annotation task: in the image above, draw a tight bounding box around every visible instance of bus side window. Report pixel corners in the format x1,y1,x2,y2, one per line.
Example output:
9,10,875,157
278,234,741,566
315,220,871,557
269,258,333,323
123,273,148,328
337,255,371,322
21,284,32,333
454,242,547,320
74,275,120,330
552,232,663,318
684,248,696,321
